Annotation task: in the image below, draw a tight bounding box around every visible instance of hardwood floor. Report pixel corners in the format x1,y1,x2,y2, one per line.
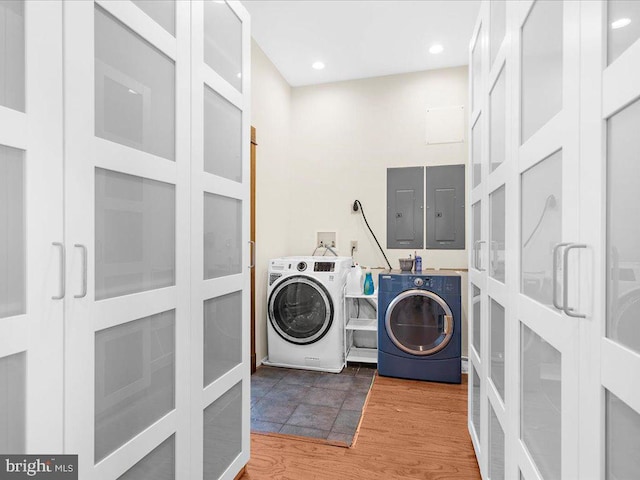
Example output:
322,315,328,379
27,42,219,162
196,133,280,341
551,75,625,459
242,374,480,480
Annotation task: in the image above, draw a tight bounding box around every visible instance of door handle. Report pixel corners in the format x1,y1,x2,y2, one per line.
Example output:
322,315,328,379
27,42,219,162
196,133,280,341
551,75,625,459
52,242,65,300
562,243,587,318
248,240,255,269
552,242,572,310
476,240,487,272
74,244,87,298
473,240,480,270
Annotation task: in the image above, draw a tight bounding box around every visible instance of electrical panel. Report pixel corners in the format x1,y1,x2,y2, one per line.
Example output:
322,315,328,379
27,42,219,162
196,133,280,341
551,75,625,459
425,164,465,249
387,167,424,249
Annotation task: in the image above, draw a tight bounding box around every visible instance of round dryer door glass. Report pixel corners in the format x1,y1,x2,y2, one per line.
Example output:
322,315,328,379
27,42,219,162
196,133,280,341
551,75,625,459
269,276,333,345
385,289,454,356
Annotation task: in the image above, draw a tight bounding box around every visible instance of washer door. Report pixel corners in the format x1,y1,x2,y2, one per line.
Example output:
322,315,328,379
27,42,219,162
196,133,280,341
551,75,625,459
268,275,334,345
385,289,454,356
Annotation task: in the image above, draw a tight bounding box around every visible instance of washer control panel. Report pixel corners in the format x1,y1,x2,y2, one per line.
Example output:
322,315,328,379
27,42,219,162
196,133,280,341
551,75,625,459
297,261,307,272
414,278,424,287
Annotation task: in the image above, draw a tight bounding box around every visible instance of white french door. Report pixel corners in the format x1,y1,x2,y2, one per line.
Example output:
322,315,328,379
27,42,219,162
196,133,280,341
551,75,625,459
0,0,64,453
64,1,190,478
579,1,640,478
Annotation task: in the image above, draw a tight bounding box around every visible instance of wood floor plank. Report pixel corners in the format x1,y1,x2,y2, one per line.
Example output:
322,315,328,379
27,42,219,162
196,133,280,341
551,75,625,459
242,374,481,480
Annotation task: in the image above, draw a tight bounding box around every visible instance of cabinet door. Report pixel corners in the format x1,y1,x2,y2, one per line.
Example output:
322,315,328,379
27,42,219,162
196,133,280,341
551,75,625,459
63,1,190,478
0,0,64,453
515,1,582,479
579,1,640,478
190,1,251,478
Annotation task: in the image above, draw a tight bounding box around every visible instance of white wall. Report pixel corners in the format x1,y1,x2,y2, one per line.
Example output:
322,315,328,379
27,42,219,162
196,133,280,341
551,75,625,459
288,67,471,355
250,40,291,364
251,55,471,359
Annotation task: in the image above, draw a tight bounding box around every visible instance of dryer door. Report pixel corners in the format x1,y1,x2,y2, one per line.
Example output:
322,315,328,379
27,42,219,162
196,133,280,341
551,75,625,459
268,275,334,345
385,289,454,355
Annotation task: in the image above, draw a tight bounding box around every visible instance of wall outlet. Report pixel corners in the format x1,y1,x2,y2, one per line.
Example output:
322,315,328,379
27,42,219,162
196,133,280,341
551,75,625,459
350,240,358,253
317,231,336,249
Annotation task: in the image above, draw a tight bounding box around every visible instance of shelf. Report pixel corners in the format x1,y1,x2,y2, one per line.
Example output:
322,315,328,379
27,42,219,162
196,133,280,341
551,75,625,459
346,317,377,331
345,291,377,300
346,346,377,364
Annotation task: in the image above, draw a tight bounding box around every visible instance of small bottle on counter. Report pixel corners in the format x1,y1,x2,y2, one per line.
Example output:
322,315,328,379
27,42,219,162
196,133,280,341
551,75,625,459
363,267,374,295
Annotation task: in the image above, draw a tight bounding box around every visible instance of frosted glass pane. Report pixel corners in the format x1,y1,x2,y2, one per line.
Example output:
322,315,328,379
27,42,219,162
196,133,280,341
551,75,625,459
204,291,242,387
204,0,242,92
472,285,481,356
0,0,24,112
521,323,561,480
204,86,242,182
204,381,242,479
472,366,481,439
204,193,242,280
490,299,505,400
489,404,505,480
521,151,562,307
608,1,640,65
95,168,175,300
490,185,506,282
606,390,640,479
521,0,563,143
472,25,482,112
132,0,175,36
0,145,25,318
607,99,640,355
95,6,175,160
490,67,506,173
473,200,482,271
95,310,175,462
118,435,174,480
472,116,482,188
0,351,26,453
490,0,506,67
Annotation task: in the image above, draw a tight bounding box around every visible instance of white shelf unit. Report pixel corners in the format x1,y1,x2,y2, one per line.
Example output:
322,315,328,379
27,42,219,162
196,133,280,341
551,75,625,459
344,290,378,364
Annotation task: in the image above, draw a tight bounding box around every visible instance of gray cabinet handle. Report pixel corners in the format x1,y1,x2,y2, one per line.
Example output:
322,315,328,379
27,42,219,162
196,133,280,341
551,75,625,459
248,240,255,269
74,244,87,299
562,243,587,318
552,242,572,310
52,242,65,300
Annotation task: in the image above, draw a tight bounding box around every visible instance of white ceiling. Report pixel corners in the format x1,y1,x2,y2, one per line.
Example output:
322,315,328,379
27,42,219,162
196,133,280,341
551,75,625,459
242,0,481,87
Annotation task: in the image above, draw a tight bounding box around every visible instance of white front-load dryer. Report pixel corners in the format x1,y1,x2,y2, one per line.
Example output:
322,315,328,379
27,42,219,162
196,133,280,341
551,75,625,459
264,256,352,373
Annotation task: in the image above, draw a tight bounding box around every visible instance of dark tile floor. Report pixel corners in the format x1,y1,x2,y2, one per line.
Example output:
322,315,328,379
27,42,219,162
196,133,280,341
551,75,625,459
250,364,376,446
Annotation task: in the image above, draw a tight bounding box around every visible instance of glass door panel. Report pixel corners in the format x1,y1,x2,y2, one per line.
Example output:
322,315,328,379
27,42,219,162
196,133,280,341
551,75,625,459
0,0,24,112
490,67,506,173
0,351,26,452
490,185,505,282
606,390,640,479
203,382,243,479
203,193,242,279
0,145,25,318
608,0,640,65
521,0,563,143
473,201,482,271
607,98,640,354
472,366,481,440
472,117,483,189
490,0,506,67
490,299,505,400
131,0,175,36
118,435,175,480
204,85,242,182
472,284,481,356
95,5,176,161
521,151,562,307
203,0,242,91
204,292,242,387
489,403,505,480
521,323,561,480
95,168,176,300
472,25,483,112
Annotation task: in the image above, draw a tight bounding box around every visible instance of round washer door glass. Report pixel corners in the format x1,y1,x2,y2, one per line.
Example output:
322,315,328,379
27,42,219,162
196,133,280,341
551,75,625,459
269,276,333,345
385,289,454,355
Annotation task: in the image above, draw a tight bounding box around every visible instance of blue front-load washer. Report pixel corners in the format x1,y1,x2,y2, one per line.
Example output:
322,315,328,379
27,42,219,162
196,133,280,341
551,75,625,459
378,272,461,383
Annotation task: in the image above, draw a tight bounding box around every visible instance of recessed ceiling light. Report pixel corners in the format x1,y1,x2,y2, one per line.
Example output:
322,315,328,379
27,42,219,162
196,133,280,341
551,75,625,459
429,44,444,54
312,61,325,70
611,18,631,29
